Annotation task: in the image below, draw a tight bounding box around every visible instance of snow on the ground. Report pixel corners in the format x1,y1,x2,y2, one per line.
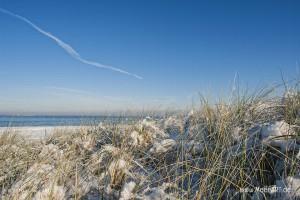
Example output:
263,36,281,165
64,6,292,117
143,183,177,200
261,121,294,139
164,116,183,137
149,139,176,154
1,115,299,199
34,183,66,200
120,181,136,200
0,126,84,140
185,140,204,156
261,121,299,152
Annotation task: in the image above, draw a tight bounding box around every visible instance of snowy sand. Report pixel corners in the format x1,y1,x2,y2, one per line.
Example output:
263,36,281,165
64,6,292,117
0,126,84,140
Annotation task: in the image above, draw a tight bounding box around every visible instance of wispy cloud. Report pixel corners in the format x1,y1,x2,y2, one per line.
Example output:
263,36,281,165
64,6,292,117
45,86,126,101
45,86,93,96
0,8,143,79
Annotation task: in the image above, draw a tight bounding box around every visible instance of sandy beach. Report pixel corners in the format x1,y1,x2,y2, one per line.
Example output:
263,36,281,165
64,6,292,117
0,126,84,140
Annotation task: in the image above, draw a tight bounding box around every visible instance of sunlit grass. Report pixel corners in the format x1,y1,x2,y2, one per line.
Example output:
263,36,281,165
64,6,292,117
0,81,299,199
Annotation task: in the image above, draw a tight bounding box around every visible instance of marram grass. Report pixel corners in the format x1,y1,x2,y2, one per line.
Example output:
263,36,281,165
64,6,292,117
0,84,299,200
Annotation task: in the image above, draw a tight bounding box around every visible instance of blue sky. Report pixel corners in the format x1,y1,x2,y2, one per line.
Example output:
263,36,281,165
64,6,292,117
0,0,299,114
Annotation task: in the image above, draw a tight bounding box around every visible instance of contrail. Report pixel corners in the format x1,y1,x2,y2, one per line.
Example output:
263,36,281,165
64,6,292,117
0,8,143,79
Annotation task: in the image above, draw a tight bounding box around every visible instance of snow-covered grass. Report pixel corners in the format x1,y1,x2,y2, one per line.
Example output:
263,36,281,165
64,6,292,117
0,83,299,199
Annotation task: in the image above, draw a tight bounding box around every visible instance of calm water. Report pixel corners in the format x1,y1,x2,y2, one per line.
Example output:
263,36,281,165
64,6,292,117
0,116,141,127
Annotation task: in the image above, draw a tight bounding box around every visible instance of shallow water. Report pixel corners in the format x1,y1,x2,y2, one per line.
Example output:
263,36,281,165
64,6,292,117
0,116,140,127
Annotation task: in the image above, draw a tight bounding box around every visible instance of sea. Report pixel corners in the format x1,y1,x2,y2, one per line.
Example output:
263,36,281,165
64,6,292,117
0,116,142,127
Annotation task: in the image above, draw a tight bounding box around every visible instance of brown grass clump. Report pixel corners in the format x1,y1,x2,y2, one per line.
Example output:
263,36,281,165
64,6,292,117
0,131,40,197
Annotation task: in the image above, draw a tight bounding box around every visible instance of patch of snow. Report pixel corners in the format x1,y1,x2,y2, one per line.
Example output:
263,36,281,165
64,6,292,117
129,130,145,146
145,116,152,121
129,130,139,146
98,122,106,130
185,140,204,156
101,144,120,154
108,158,130,185
188,109,194,117
232,127,242,142
164,116,183,137
261,121,299,152
34,184,66,200
108,159,128,173
140,118,168,139
143,183,177,200
27,163,54,175
261,121,294,139
9,163,56,199
120,181,136,200
0,126,84,140
263,139,300,152
149,139,176,154
286,176,300,197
